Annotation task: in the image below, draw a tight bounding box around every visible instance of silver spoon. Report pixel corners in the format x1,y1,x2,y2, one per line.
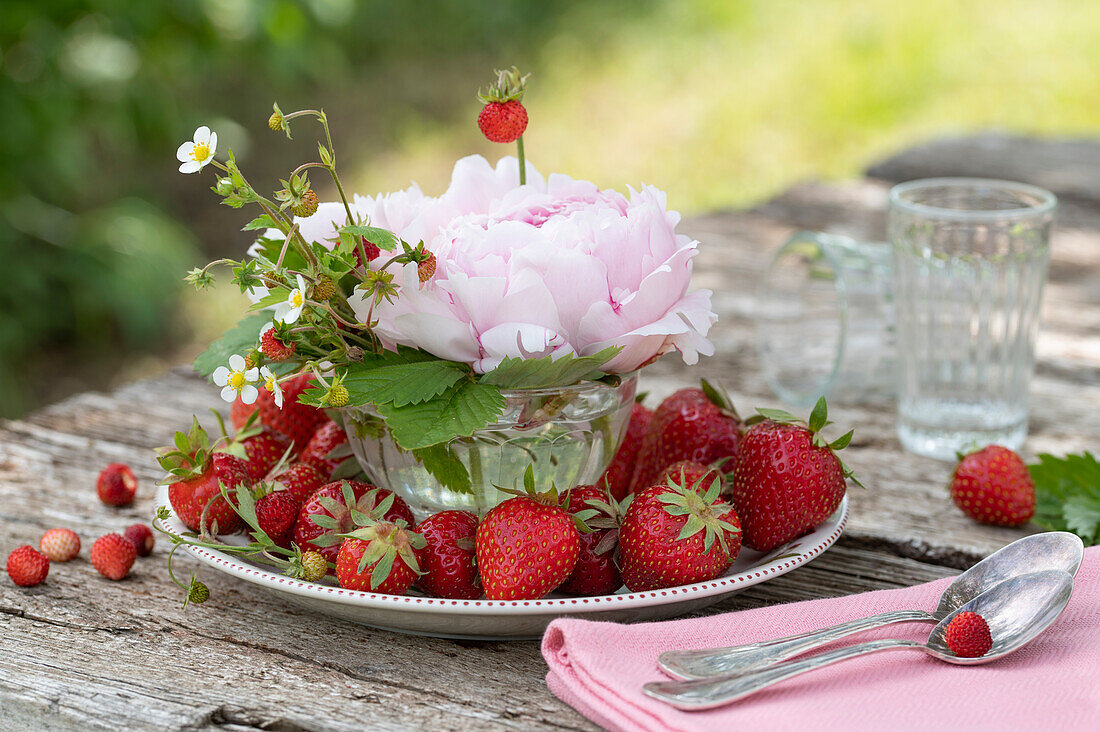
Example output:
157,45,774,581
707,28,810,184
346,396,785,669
658,531,1083,680
644,569,1074,710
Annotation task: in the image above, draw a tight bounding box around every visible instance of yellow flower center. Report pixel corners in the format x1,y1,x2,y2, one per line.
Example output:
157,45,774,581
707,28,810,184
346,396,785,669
265,376,276,391
191,142,211,162
291,290,304,308
229,371,247,390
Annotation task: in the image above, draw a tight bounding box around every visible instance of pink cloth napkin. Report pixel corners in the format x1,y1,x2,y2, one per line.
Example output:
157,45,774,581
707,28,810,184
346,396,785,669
543,546,1100,732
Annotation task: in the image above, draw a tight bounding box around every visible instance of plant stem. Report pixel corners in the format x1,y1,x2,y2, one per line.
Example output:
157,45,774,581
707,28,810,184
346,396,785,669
516,135,526,186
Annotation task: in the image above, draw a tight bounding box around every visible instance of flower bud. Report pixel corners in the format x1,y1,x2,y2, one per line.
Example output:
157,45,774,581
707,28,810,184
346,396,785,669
215,177,234,196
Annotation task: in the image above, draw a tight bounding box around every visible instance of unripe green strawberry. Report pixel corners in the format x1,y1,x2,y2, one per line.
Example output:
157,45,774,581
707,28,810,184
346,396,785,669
291,189,319,217
326,384,349,408
312,276,337,301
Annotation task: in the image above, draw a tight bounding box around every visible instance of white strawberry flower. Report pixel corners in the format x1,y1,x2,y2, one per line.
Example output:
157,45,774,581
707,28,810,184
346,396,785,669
260,366,284,408
176,126,218,174
274,274,308,324
212,354,259,404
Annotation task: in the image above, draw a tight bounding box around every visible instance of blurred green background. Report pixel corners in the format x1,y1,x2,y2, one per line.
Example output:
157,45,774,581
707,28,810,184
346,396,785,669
2,0,1098,417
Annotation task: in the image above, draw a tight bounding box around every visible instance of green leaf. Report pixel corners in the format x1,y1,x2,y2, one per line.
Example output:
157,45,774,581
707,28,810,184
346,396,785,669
807,397,828,433
193,312,268,378
242,214,278,232
1030,452,1100,545
479,347,622,389
413,444,472,495
340,224,401,252
376,381,506,450
343,353,470,408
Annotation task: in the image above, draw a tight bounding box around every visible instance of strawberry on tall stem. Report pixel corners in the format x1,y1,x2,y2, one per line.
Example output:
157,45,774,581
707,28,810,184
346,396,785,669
478,66,530,185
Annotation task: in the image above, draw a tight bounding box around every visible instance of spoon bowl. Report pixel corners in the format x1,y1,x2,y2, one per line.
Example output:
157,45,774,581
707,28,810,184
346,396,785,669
644,569,1075,709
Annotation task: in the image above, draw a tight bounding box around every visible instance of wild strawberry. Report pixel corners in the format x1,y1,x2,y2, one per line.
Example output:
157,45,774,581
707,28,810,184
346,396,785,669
415,510,480,599
299,550,328,582
256,490,300,542
475,472,580,600
944,611,993,658
39,528,81,562
97,463,138,506
311,276,337,301
237,431,290,482
661,460,722,495
354,237,381,267
336,521,425,595
629,381,742,494
478,101,528,143
294,481,415,562
299,421,350,480
600,401,653,501
325,384,350,408
231,374,326,450
950,445,1035,527
260,326,296,362
157,418,251,534
730,398,857,552
560,485,623,596
291,189,319,217
90,534,137,581
619,479,741,592
6,545,49,587
123,524,154,557
273,462,326,504
417,253,437,283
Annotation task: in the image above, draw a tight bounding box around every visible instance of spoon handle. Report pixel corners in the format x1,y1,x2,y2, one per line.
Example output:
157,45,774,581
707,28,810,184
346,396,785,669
658,609,934,679
644,638,924,709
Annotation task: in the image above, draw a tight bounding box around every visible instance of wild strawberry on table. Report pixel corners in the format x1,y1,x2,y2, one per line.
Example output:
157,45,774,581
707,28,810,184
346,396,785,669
6,545,49,587
299,420,350,481
730,398,858,552
230,373,326,450
273,462,327,504
336,520,426,595
97,463,138,507
39,528,81,562
475,470,581,600
414,510,481,599
618,479,741,592
157,418,251,535
561,485,623,596
90,533,137,581
294,481,415,562
600,401,653,501
628,381,743,495
950,445,1035,527
661,460,722,495
944,611,993,658
123,524,155,557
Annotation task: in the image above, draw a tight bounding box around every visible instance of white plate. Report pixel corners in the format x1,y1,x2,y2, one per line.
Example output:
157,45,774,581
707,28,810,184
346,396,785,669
154,486,848,640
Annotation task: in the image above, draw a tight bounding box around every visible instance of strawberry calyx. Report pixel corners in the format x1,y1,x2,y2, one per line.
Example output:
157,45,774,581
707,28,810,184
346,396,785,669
700,378,741,421
156,416,235,484
655,476,741,555
745,397,864,488
341,521,427,590
477,66,529,104
496,466,595,534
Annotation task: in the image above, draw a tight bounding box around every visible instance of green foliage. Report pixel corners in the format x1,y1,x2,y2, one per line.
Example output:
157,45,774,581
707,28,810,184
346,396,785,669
413,444,473,495
479,347,621,389
376,381,506,450
1030,452,1100,546
341,349,471,408
193,312,268,378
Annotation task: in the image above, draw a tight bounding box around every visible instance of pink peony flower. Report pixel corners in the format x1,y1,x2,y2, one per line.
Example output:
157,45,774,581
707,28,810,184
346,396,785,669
340,155,716,374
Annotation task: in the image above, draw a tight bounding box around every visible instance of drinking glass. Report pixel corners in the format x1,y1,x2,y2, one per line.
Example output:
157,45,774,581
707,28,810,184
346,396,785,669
755,231,895,406
889,178,1056,460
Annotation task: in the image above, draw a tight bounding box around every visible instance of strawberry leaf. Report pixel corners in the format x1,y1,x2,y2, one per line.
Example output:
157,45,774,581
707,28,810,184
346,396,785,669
413,444,472,495
1030,452,1100,545
376,381,506,450
193,312,269,379
479,347,622,389
342,351,470,408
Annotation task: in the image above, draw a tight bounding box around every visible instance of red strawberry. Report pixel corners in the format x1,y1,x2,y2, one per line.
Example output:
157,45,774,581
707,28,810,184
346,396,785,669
335,522,425,595
478,100,528,143
600,402,653,501
294,481,414,562
661,460,722,495
256,490,300,542
560,485,623,596
39,528,81,562
6,545,49,587
238,432,290,482
90,533,137,581
97,463,137,506
123,524,155,557
417,253,437,283
354,237,381,267
950,445,1035,527
628,382,742,495
729,398,856,552
157,419,251,535
260,325,296,361
944,611,993,658
230,374,326,451
299,420,349,480
475,476,580,600
415,510,480,599
230,396,255,430
274,462,327,504
619,481,741,592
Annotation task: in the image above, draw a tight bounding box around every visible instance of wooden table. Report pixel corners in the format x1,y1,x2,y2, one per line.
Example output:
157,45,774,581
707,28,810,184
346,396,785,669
3,135,1098,731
